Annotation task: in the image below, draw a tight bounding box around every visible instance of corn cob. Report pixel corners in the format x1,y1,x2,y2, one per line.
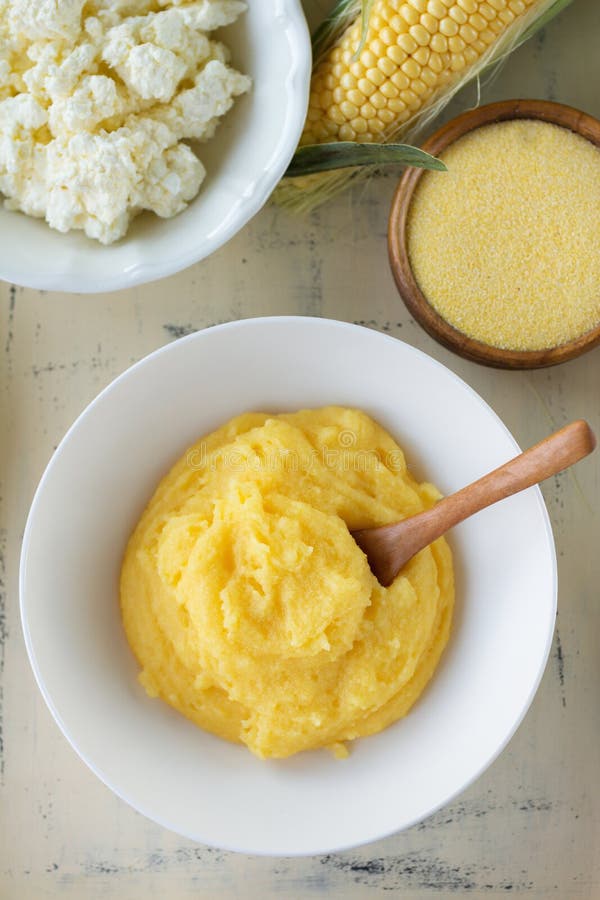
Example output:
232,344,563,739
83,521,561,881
276,0,573,211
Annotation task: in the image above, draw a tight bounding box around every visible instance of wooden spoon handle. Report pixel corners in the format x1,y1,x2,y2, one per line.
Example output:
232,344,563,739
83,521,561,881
395,419,596,559
435,417,594,521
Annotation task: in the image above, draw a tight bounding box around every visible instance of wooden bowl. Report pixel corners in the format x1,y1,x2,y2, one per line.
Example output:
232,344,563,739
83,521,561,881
388,99,600,369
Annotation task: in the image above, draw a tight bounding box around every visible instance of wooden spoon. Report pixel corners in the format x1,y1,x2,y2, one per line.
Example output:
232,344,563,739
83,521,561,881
352,420,596,587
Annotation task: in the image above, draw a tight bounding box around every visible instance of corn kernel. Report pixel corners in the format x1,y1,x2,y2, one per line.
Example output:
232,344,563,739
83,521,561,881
347,88,365,106
459,23,478,43
449,35,466,53
366,66,386,86
450,52,466,71
400,87,419,108
439,16,459,35
457,0,477,11
388,97,408,113
420,12,439,33
377,36,393,56
311,122,329,140
360,49,378,66
401,57,421,79
361,102,376,119
430,32,448,52
479,2,497,20
338,123,356,140
427,51,444,72
410,23,432,45
377,55,396,77
380,80,400,98
359,77,377,97
378,108,396,124
369,117,386,133
340,100,359,119
328,104,345,125
397,32,418,53
480,28,497,44
421,66,439,86
389,15,406,32
351,116,368,134
386,44,407,65
427,0,446,17
399,3,420,25
391,69,411,89
414,46,431,65
469,12,487,30
411,78,429,96
499,8,515,23
448,5,468,24
488,18,505,33
379,26,397,45
370,90,387,109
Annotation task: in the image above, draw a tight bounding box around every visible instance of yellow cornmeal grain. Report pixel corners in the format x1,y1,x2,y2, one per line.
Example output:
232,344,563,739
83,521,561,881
407,120,600,351
120,407,454,760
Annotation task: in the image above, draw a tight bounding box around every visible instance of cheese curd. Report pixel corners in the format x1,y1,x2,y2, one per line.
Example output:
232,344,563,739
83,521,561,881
0,0,250,243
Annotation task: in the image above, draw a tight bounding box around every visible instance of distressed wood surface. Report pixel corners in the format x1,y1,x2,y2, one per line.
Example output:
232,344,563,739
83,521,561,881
1,1,599,897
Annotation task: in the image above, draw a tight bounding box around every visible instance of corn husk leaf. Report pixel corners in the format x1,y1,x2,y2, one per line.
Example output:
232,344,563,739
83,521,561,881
287,141,446,177
311,0,358,62
276,0,575,213
354,0,374,59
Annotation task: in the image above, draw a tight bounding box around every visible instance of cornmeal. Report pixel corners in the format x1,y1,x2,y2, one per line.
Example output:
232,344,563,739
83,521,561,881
120,407,454,759
407,119,600,351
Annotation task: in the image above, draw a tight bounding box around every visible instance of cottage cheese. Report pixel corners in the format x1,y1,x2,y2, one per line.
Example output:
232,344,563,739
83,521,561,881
0,0,250,243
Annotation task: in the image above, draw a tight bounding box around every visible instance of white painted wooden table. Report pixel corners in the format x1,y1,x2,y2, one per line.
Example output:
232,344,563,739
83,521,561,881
1,2,599,896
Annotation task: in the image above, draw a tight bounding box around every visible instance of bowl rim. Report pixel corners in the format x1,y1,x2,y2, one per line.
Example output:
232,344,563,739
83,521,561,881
388,99,600,370
19,317,558,855
0,1,311,294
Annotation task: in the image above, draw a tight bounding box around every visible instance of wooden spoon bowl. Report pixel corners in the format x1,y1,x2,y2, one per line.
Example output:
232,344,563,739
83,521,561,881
388,99,600,369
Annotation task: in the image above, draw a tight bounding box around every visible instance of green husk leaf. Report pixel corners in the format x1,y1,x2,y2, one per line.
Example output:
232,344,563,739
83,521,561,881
353,0,374,60
286,142,446,177
311,0,359,63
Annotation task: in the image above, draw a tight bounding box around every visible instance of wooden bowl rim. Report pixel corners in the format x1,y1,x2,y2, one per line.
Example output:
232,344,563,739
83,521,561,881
388,99,600,369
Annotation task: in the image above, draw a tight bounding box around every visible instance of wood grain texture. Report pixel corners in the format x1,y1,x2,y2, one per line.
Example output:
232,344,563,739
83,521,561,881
355,420,596,585
1,1,599,898
388,99,600,369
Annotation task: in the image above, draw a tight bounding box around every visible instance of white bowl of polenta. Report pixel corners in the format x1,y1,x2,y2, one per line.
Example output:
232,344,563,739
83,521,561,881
20,317,556,856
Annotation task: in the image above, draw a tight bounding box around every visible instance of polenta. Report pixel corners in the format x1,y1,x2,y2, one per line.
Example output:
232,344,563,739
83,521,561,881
120,407,454,759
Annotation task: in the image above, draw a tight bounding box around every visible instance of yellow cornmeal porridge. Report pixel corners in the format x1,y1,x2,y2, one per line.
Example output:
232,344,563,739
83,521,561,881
120,407,454,758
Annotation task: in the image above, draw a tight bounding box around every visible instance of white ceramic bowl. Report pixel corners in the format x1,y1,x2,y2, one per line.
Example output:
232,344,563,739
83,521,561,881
20,318,556,855
0,5,310,294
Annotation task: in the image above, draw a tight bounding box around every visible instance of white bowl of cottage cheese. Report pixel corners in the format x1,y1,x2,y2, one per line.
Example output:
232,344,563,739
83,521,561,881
0,1,310,293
